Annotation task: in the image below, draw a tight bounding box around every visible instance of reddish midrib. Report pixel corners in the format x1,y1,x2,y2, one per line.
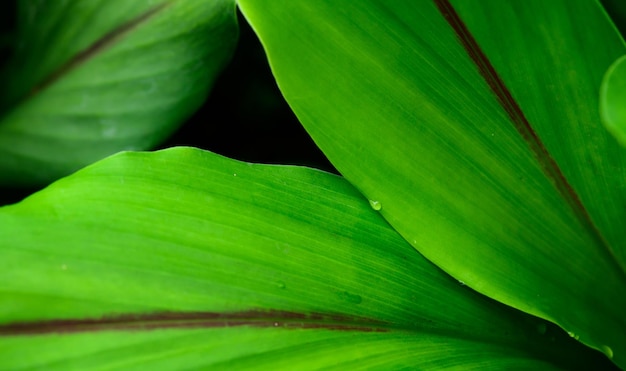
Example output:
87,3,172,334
0,310,390,335
29,1,172,98
433,0,614,261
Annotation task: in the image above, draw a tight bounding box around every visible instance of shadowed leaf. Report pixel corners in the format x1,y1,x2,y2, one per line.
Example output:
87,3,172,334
0,0,238,186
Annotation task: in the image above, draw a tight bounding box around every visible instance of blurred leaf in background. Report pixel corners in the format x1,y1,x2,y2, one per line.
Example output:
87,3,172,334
601,55,626,146
0,0,238,187
600,0,626,146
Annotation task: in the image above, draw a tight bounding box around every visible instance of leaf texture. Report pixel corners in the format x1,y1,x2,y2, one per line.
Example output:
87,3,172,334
237,0,626,366
0,0,238,186
0,148,614,369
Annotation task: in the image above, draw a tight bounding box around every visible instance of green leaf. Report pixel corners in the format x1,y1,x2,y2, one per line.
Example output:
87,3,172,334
601,55,626,146
0,148,614,369
0,0,238,187
237,0,626,366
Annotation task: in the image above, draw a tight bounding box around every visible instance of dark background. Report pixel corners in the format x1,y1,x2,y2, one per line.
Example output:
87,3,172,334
157,10,336,173
0,2,625,206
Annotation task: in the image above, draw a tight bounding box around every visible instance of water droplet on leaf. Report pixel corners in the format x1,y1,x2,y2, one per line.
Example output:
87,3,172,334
340,291,362,304
368,200,382,210
567,331,579,340
601,345,613,359
277,281,286,289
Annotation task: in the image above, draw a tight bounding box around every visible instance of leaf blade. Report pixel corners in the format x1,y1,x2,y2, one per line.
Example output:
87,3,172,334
0,328,571,370
0,148,614,369
237,0,626,365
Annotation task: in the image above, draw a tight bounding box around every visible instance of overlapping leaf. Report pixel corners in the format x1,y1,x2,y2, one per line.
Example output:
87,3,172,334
0,0,237,186
0,148,613,369
601,55,626,146
237,0,626,366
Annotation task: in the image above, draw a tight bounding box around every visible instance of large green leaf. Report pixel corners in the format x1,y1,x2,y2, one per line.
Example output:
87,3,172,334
0,0,237,187
0,148,614,369
237,0,626,366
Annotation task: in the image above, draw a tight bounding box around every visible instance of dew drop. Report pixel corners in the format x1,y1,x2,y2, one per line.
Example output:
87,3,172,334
277,281,286,289
368,200,382,211
458,280,466,286
567,331,580,340
601,345,613,359
340,291,363,304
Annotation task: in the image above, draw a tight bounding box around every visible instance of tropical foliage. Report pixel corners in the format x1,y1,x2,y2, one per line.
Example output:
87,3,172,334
1,0,625,369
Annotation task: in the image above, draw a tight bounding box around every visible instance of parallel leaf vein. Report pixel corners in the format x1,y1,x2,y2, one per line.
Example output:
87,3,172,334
28,1,173,99
433,0,623,277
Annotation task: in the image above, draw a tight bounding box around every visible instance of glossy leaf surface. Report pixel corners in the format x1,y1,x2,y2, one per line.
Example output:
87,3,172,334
237,0,626,366
0,148,613,369
0,0,237,186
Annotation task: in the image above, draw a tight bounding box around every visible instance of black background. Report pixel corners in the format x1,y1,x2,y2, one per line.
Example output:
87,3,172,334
157,10,336,173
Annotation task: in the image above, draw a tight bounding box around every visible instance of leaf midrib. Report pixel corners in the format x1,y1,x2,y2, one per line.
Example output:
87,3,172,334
1,308,617,369
18,1,173,108
0,308,546,350
434,0,626,280
0,310,391,335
